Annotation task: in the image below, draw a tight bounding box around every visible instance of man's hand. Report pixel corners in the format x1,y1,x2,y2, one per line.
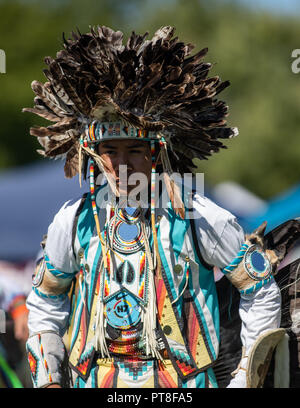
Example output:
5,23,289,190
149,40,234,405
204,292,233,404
227,357,248,388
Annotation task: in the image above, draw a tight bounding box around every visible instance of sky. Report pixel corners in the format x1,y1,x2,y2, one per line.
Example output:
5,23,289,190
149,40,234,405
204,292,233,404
226,0,300,15
2,0,300,17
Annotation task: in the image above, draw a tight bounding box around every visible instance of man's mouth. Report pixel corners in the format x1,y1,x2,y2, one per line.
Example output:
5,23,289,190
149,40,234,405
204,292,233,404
115,173,133,184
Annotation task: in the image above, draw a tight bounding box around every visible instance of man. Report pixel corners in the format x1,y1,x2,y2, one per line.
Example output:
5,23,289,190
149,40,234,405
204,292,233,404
24,26,289,388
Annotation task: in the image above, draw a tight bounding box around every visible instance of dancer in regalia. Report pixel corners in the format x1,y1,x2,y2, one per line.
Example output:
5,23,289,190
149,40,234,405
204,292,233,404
24,26,300,388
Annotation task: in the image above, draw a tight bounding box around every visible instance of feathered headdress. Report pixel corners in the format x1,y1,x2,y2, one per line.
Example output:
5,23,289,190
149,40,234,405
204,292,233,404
23,25,238,180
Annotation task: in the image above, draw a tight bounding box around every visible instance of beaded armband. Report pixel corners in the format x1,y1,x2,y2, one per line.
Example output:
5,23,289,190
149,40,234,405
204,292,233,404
32,255,76,299
26,331,67,388
222,242,273,295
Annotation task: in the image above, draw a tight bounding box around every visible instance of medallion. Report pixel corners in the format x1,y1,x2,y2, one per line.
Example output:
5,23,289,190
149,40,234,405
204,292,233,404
244,244,272,281
108,206,149,254
105,289,141,330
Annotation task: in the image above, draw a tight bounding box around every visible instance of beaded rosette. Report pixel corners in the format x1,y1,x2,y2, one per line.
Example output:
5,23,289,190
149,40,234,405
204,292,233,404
244,244,272,281
108,207,148,255
222,239,273,296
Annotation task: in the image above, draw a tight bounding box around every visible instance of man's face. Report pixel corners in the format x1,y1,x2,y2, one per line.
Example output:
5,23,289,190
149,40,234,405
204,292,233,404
97,139,152,196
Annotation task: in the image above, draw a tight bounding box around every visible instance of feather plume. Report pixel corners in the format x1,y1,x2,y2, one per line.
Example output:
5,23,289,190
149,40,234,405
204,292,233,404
64,146,79,178
22,107,60,122
159,141,185,219
163,172,185,219
23,25,238,178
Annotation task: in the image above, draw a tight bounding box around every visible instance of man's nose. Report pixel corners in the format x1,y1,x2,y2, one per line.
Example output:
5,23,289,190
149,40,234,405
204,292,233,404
116,164,128,180
113,153,132,174
116,152,129,166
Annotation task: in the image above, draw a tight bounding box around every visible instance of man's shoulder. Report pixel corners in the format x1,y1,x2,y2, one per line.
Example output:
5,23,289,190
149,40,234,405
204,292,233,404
191,192,245,268
45,192,90,271
53,182,109,225
192,191,236,227
52,192,90,228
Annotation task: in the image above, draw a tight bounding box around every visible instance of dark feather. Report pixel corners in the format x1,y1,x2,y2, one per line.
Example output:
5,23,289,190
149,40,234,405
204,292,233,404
64,146,79,178
22,107,60,122
23,25,238,178
30,126,58,138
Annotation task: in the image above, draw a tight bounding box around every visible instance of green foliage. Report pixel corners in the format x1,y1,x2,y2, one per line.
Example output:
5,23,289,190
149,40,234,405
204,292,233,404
0,0,299,199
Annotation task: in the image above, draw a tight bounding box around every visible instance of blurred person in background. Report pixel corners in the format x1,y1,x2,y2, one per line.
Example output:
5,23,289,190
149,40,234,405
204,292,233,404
0,265,29,387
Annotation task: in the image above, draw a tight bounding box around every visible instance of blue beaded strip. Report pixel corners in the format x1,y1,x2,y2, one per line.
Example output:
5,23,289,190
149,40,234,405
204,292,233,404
32,286,67,300
240,276,274,295
221,243,249,275
44,254,77,279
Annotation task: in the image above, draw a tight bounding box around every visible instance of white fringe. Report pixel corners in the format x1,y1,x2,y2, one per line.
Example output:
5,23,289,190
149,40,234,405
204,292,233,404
94,294,110,358
94,259,110,358
141,266,162,361
140,215,162,360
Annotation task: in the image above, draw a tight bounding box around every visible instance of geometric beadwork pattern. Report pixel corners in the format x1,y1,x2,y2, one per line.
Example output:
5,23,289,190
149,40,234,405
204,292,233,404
27,346,39,386
77,359,90,377
76,347,94,377
118,360,152,381
170,347,197,377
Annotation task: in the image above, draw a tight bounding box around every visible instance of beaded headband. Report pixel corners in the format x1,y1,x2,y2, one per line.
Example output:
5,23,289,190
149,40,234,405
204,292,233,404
85,121,158,143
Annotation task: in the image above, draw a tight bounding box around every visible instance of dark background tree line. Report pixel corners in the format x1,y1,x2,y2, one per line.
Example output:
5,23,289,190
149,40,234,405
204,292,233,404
0,0,299,199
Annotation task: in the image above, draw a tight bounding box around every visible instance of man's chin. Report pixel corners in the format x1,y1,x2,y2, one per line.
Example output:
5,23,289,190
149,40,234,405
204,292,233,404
116,186,149,208
116,185,129,196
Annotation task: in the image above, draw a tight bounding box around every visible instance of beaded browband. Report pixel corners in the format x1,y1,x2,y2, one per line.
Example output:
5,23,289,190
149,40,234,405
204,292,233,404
84,120,159,143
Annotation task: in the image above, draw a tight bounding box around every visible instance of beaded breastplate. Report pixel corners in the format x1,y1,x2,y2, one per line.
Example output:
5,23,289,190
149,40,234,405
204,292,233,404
101,206,151,356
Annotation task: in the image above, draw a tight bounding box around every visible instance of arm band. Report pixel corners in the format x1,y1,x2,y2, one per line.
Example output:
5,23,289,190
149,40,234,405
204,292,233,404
32,255,77,299
222,242,273,294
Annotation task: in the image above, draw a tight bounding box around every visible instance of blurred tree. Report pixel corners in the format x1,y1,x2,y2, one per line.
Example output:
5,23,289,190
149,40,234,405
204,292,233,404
130,0,300,198
0,0,299,199
0,0,132,167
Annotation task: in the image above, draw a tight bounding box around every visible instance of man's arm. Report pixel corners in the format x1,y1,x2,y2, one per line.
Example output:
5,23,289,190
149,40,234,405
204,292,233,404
221,221,292,387
26,258,75,388
26,198,81,388
192,194,282,387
